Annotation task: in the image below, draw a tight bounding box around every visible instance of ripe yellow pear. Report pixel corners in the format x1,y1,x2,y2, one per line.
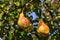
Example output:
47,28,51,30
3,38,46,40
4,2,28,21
37,19,50,36
18,11,33,32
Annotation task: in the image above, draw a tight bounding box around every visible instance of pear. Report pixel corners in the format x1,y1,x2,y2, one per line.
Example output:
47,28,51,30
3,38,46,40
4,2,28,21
18,11,33,32
37,19,50,36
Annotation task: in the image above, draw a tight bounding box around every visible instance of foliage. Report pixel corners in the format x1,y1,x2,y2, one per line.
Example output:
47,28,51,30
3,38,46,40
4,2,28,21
0,0,60,40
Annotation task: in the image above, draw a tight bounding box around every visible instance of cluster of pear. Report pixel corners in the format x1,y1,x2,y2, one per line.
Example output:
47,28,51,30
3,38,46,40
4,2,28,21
18,11,50,37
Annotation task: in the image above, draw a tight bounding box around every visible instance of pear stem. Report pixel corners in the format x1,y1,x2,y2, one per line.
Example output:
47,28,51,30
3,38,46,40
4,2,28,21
20,11,24,18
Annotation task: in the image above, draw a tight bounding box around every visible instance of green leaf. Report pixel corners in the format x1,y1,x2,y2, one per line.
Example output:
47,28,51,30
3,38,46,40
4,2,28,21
20,0,28,6
8,32,12,40
0,11,4,20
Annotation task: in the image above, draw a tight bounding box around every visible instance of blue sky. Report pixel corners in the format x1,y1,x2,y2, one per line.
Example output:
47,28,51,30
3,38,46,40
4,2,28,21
30,12,38,20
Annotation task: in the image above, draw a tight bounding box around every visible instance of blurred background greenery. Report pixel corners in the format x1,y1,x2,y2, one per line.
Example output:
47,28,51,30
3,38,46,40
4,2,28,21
0,0,60,40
